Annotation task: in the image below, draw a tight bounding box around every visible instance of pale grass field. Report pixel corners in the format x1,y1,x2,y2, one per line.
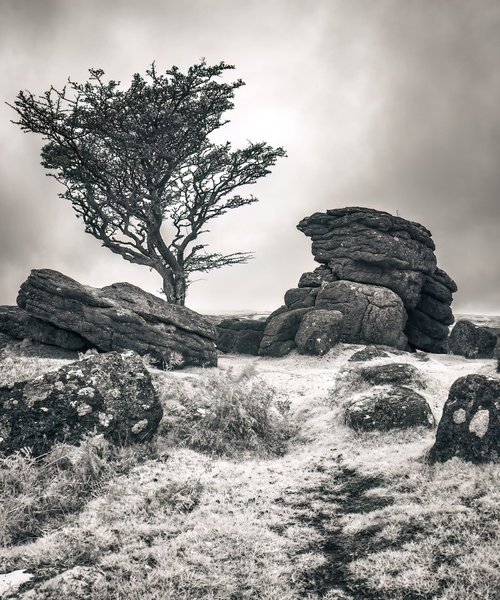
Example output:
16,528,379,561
0,339,499,599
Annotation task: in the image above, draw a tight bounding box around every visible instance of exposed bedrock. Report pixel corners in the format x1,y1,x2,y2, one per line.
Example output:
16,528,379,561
295,207,456,353
17,269,217,368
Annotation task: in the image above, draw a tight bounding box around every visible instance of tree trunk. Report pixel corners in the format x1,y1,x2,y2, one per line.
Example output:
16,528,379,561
161,271,187,306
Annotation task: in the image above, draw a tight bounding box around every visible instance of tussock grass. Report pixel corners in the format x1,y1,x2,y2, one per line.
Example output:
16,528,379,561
156,364,296,458
0,435,157,547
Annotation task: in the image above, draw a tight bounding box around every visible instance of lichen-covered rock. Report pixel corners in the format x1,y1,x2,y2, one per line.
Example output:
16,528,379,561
448,320,497,359
216,318,266,355
0,351,163,456
259,308,313,357
295,309,343,355
316,281,408,349
344,387,435,432
0,306,87,351
356,363,425,389
429,375,500,463
17,269,217,368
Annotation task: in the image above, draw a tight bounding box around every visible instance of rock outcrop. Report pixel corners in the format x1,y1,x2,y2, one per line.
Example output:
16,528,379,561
0,351,163,456
429,374,499,463
16,269,217,368
216,318,266,355
448,320,497,359
261,207,456,356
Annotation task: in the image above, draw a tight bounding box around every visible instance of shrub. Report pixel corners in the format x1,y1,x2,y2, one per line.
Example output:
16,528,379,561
157,364,295,458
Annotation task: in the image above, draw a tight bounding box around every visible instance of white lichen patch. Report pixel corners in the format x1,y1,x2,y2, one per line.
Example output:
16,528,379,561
468,410,490,438
77,387,95,398
76,403,93,416
108,388,121,399
453,408,467,424
67,369,84,378
131,419,148,434
98,412,113,427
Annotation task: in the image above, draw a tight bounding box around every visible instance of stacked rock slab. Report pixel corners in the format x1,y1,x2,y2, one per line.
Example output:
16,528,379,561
16,269,217,368
295,207,456,353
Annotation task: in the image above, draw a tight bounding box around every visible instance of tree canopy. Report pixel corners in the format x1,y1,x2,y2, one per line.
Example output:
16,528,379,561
9,61,286,305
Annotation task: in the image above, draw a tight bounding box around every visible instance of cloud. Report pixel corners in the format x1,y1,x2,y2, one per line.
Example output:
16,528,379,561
1,0,499,313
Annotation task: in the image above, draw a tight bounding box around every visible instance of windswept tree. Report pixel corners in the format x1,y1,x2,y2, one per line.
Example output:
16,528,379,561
9,61,286,305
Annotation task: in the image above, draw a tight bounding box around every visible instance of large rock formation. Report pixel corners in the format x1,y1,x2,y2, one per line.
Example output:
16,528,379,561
0,351,163,456
16,269,217,368
260,207,456,356
429,374,499,463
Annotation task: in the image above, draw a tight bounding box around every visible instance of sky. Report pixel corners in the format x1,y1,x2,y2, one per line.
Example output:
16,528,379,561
1,0,499,314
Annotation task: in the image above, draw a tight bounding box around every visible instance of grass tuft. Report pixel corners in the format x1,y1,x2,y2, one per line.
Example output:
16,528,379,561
156,364,296,458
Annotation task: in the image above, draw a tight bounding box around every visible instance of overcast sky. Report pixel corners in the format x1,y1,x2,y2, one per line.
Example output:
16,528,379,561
1,0,499,314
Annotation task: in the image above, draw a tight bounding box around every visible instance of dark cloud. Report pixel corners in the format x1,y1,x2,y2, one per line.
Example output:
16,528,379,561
1,0,499,313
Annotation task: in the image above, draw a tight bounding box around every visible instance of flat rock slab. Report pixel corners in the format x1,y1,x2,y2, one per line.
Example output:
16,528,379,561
429,374,500,463
17,269,217,368
0,351,163,456
357,363,426,389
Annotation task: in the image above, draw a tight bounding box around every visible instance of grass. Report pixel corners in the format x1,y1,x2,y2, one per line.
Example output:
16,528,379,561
0,343,499,598
155,363,297,459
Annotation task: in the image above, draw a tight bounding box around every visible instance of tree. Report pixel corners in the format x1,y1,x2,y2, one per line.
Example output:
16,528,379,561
8,61,286,305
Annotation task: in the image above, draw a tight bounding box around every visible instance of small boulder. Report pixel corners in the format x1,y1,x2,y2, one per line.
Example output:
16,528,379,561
0,351,163,456
429,375,499,463
357,363,425,389
344,387,435,432
448,320,497,359
295,309,343,355
259,308,313,357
